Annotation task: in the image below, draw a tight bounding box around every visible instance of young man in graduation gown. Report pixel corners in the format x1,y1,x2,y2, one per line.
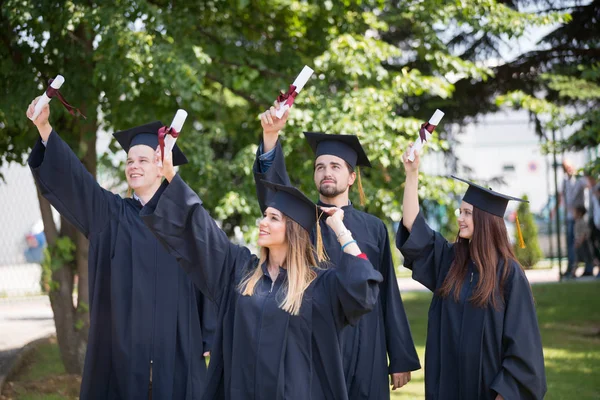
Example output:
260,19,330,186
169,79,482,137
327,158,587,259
26,98,213,400
397,146,546,399
253,106,420,399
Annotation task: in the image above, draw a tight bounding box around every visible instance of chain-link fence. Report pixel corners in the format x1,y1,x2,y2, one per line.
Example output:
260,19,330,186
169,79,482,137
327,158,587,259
0,162,46,297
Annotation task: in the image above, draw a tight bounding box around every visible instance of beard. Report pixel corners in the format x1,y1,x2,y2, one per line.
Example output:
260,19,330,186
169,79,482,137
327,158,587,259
318,182,346,198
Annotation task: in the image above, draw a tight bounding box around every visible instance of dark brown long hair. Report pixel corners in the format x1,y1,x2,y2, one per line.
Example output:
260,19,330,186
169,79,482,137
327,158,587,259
438,205,520,309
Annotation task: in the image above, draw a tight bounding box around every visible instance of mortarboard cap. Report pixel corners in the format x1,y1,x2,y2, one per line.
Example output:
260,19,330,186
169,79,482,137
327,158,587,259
261,180,318,232
452,175,527,217
261,180,328,261
113,121,188,166
303,132,371,169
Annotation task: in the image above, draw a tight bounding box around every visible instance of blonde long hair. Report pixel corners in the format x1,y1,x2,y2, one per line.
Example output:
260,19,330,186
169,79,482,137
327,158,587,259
239,217,318,316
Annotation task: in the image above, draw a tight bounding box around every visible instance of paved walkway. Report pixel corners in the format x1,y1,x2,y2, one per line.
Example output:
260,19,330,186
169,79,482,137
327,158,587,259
396,265,579,292
0,296,55,387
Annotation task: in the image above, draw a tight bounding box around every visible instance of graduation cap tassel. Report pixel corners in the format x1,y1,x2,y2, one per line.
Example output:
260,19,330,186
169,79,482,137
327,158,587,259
356,167,366,207
315,210,329,263
515,214,526,249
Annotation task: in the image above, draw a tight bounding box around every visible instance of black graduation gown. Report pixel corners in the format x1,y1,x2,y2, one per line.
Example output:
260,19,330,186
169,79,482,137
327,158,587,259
253,140,421,399
28,131,212,400
140,174,383,400
396,211,547,400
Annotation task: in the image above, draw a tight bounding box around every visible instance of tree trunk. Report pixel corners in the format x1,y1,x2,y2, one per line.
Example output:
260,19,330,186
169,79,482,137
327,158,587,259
36,189,88,374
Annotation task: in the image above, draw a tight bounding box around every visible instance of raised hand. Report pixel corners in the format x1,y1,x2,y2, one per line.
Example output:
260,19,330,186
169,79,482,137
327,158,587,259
260,101,290,152
401,142,420,175
26,97,52,141
320,206,345,232
156,145,175,182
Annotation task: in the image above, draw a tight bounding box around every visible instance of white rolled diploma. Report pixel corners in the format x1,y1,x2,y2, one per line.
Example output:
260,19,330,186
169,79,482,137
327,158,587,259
164,109,188,154
30,75,65,121
408,109,445,162
275,65,314,118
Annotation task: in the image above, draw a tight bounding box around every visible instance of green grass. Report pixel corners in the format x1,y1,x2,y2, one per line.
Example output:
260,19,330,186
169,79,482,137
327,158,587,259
3,282,599,399
17,341,65,382
390,291,430,399
14,395,67,400
534,281,600,399
1,338,79,400
391,281,600,399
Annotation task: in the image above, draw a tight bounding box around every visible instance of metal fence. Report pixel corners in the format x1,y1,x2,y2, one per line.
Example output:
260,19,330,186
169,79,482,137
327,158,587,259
0,162,45,297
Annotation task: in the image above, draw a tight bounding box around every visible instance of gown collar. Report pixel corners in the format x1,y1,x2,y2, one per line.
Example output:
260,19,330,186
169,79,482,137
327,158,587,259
317,199,353,211
260,262,287,280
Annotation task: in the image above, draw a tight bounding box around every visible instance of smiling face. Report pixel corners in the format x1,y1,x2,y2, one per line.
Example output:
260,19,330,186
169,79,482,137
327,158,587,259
125,145,161,191
457,201,474,240
313,154,356,199
257,207,288,248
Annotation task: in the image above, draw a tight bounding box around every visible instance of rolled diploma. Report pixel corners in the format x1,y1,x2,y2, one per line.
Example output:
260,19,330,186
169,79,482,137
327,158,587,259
408,109,444,162
275,65,314,118
164,109,187,154
30,75,65,121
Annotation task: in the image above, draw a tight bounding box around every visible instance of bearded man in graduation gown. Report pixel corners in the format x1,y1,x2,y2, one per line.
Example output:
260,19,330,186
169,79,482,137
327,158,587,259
26,97,213,400
253,105,421,399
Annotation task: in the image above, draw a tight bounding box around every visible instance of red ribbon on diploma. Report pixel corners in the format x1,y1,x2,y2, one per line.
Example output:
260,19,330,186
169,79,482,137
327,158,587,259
46,79,86,119
419,122,436,142
158,126,180,162
277,84,298,107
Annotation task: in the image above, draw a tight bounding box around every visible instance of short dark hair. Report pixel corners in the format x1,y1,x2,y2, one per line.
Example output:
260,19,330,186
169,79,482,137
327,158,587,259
345,162,354,174
575,205,587,216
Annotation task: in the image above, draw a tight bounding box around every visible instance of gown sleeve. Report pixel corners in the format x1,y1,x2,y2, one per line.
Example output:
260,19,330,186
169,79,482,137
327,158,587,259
28,130,117,237
252,139,292,213
378,223,421,373
141,174,252,306
199,290,218,353
395,210,454,292
325,253,383,328
490,262,547,400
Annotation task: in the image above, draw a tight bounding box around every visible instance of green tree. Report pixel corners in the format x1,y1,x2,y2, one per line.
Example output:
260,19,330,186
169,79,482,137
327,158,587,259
450,0,598,174
0,0,560,372
514,195,543,268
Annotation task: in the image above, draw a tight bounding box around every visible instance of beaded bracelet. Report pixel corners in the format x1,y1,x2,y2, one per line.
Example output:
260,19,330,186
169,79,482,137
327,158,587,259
341,240,357,251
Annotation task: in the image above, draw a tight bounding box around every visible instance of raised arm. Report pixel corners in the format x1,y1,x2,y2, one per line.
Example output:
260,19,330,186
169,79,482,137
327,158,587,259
26,97,115,237
253,103,292,212
378,225,421,377
141,152,250,304
260,101,289,153
401,143,420,232
396,145,453,291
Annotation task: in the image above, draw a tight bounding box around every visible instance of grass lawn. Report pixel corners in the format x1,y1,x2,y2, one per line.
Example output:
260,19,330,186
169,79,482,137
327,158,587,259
0,337,80,400
2,282,599,399
391,280,600,399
